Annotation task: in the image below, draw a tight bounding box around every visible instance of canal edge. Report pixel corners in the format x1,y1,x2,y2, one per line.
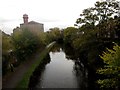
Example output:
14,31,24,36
15,41,56,88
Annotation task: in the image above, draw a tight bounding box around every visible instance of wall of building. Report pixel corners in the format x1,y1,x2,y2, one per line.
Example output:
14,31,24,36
20,23,44,33
13,14,44,34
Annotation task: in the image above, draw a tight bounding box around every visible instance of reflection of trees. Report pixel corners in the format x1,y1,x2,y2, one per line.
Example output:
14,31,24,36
73,59,88,89
63,44,100,89
74,60,85,75
44,43,98,89
63,45,78,60
63,45,88,89
50,43,62,53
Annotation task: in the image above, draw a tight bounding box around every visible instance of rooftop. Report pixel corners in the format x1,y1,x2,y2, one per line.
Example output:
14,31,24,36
20,21,43,25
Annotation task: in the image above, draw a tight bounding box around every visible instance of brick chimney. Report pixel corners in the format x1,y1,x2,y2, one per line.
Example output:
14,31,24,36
23,14,28,24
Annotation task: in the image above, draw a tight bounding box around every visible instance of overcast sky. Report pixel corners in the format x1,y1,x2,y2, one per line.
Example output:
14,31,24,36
0,0,107,34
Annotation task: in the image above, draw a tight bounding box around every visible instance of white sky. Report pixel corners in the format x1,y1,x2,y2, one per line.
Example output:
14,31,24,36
0,0,101,34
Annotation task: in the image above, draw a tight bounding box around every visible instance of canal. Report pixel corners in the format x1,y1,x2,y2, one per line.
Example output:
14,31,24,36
29,43,98,89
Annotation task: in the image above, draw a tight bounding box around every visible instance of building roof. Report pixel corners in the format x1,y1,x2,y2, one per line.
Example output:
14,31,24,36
20,21,43,25
23,14,28,17
28,21,43,24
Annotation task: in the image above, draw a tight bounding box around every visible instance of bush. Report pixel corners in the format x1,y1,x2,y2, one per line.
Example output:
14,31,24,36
97,43,120,88
12,29,44,61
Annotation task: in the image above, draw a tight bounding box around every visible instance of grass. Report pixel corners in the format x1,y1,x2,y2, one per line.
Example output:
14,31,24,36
15,42,55,88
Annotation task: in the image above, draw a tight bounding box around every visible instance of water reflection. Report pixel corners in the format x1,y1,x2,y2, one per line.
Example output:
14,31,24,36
34,43,89,89
73,59,88,89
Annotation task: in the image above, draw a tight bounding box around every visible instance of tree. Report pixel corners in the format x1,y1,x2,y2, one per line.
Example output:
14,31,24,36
2,31,13,54
95,0,119,22
49,27,63,41
76,0,119,27
97,43,120,88
2,31,13,75
76,7,99,27
12,29,41,61
63,27,78,44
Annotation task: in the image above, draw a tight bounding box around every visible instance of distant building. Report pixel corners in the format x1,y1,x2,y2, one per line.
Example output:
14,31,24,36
13,14,44,33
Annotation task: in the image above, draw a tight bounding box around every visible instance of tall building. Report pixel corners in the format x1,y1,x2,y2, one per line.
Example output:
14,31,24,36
13,14,44,33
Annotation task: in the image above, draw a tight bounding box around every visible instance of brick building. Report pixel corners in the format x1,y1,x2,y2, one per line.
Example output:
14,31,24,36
13,14,44,33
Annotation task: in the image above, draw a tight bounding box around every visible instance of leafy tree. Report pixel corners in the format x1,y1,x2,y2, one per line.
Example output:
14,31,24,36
76,0,119,27
97,43,120,88
94,0,119,39
96,15,120,39
95,0,119,21
35,32,47,46
76,7,99,27
2,31,13,75
49,27,62,41
63,27,78,44
12,29,41,61
2,32,13,54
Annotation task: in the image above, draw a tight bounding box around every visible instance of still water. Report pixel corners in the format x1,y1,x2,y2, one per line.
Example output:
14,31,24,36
35,46,88,88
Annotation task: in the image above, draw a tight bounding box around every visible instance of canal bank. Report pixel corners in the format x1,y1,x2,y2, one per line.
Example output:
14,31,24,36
2,42,55,89
16,42,56,88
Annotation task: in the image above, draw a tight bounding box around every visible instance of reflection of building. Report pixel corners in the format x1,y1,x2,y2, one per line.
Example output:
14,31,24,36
13,14,44,33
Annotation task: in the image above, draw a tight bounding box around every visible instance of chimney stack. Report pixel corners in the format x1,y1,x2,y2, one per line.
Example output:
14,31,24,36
23,14,28,24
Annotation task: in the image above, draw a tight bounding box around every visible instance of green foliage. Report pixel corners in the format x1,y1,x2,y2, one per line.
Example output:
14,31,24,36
63,2,120,89
97,44,120,88
2,31,13,75
76,7,99,26
12,29,44,61
44,27,63,44
44,32,53,44
49,27,63,41
76,0,119,27
73,27,97,50
101,44,120,66
16,42,54,88
37,32,48,45
2,0,120,88
97,16,120,39
63,27,78,44
2,28,52,76
95,0,119,20
2,32,13,54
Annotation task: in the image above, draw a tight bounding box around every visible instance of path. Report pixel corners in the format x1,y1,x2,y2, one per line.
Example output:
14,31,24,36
2,48,43,89
2,42,56,89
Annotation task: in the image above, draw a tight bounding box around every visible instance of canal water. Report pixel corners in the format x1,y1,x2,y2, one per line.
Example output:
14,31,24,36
35,44,89,88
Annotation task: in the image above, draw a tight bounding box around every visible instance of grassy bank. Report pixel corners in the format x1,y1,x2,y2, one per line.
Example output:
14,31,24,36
16,42,55,88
